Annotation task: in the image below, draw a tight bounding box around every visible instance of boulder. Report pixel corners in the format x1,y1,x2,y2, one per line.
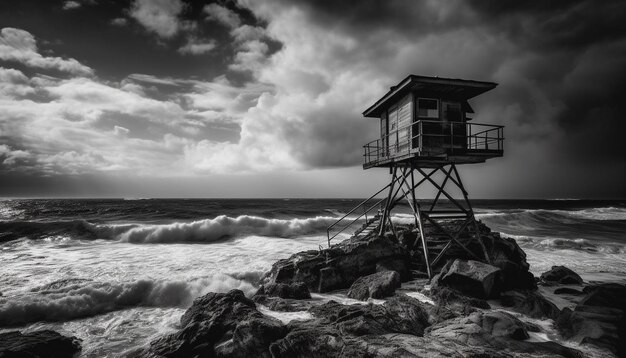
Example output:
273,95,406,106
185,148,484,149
556,283,626,356
253,295,317,312
257,282,311,299
308,294,430,337
269,326,354,358
139,289,287,358
437,259,502,299
500,290,560,319
347,271,401,301
580,283,626,309
427,311,583,357
554,287,584,295
540,266,583,285
429,285,490,319
261,235,410,293
0,330,82,358
419,222,536,292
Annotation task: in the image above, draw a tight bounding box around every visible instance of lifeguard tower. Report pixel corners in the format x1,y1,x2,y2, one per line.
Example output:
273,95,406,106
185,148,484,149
327,75,504,279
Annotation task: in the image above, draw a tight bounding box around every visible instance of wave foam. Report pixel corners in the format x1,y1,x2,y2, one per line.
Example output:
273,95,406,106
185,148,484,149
506,233,626,254
1,215,341,244
118,215,338,243
0,274,256,326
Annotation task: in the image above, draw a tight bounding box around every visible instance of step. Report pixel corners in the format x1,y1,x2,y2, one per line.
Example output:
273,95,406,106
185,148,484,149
410,270,429,278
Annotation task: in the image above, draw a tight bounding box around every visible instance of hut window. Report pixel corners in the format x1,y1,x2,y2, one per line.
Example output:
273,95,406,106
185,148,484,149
418,98,438,118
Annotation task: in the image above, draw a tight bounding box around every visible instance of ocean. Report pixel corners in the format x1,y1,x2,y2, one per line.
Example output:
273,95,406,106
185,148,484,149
0,198,625,356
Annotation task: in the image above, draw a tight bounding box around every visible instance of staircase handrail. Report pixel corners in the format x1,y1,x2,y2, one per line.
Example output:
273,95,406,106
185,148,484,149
326,182,392,247
327,198,385,247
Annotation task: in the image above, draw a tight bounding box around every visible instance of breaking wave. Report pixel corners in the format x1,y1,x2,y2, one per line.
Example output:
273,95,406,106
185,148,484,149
0,215,342,243
476,206,626,222
505,233,626,254
118,215,337,243
0,274,256,326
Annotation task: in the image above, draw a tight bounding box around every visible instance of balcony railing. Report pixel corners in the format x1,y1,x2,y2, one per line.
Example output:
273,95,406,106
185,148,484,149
364,120,504,166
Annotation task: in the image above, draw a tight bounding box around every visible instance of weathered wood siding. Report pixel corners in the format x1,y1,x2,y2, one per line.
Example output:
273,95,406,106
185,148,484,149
396,93,413,153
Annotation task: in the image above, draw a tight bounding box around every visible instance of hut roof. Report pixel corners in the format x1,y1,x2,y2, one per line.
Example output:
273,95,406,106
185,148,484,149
363,75,497,118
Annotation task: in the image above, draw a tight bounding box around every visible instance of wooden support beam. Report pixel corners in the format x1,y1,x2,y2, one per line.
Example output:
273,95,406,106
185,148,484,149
379,166,398,236
400,180,431,278
415,166,469,214
451,164,491,264
422,213,479,261
428,165,453,212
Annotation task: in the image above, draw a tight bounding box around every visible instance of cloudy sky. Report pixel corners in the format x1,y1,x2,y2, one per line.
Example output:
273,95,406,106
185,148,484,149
0,0,625,198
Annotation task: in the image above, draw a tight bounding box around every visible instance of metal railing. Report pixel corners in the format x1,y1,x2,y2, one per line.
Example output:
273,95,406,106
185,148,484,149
326,183,391,247
364,120,504,165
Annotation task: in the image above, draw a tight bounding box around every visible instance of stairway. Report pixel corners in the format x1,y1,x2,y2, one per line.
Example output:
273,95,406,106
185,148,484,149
407,223,475,279
351,213,381,239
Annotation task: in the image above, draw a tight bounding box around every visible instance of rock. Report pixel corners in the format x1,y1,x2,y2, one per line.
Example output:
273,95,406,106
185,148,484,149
308,294,430,337
139,289,286,358
257,282,311,299
486,235,537,291
375,259,410,281
253,295,317,312
554,287,584,295
437,259,502,299
427,311,583,357
217,317,287,358
270,295,432,357
261,234,410,293
0,330,82,358
540,266,583,285
269,326,352,358
580,283,626,310
557,305,625,356
430,285,490,319
500,290,560,319
318,267,343,292
427,310,529,342
556,283,626,356
347,271,401,301
424,222,536,292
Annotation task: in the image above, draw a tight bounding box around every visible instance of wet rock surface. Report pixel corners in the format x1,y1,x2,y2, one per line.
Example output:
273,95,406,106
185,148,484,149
138,225,616,358
346,270,401,301
136,290,287,358
556,283,626,356
540,266,584,285
500,290,561,319
256,281,311,299
436,259,502,299
0,330,82,358
261,235,410,293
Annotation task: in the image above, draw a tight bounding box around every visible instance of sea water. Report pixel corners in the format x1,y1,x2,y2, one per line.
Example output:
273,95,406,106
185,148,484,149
0,198,624,356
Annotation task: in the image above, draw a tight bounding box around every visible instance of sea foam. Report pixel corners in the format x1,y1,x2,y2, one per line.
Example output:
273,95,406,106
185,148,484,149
0,274,256,326
117,215,339,243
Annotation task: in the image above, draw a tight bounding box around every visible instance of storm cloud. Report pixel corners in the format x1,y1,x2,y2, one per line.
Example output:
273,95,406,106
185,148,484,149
0,0,625,197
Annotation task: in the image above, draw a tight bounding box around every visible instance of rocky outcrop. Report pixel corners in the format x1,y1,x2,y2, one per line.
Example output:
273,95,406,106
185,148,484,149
556,283,626,356
347,271,401,301
139,222,616,357
306,294,430,337
500,290,560,319
253,295,316,312
434,259,502,299
256,282,311,299
540,266,583,285
137,290,287,358
554,287,584,295
404,222,537,293
261,235,410,293
0,330,82,358
427,311,583,358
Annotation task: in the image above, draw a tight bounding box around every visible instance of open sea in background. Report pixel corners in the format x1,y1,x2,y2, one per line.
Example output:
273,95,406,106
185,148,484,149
0,198,625,356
